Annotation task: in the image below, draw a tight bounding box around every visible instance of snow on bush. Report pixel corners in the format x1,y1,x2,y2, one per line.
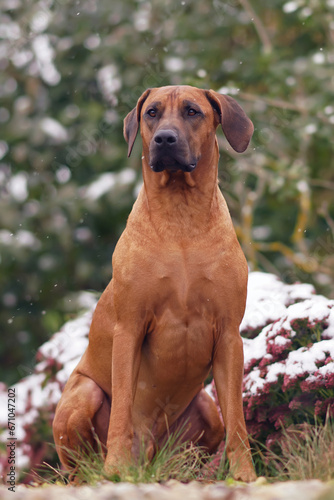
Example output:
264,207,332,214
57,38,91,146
0,298,97,482
1,272,333,480
240,273,334,447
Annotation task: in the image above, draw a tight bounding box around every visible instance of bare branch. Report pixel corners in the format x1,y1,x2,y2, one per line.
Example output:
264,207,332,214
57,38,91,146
238,0,272,54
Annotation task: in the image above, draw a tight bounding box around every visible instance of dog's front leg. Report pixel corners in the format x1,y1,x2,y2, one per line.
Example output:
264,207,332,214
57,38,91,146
213,327,256,482
104,322,143,474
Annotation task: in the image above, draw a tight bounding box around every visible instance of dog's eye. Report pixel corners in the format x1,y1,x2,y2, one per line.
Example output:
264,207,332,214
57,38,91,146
188,108,197,116
147,109,157,117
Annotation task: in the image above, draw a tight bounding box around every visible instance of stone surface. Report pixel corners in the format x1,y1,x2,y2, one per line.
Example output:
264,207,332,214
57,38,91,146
0,481,333,500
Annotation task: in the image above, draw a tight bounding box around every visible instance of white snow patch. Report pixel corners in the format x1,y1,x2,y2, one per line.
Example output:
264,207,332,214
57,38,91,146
56,357,82,384
243,283,334,396
273,335,290,346
30,8,52,33
244,368,266,395
76,291,99,309
40,117,68,143
84,168,136,200
243,330,268,361
0,22,20,40
240,272,316,335
0,391,7,425
266,362,286,384
164,57,184,72
283,1,299,13
32,34,61,86
0,229,41,250
204,383,214,401
97,64,121,103
0,140,8,160
218,86,239,95
7,172,28,202
16,230,41,249
38,310,94,362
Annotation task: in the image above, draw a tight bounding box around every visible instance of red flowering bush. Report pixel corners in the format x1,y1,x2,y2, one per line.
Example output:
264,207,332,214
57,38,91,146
0,295,97,482
210,272,334,451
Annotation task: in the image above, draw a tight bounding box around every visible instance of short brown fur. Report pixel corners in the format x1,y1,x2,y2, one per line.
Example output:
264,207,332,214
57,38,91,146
53,85,256,482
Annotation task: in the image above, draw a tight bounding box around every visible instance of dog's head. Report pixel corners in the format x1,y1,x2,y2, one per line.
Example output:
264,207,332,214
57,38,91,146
124,85,253,173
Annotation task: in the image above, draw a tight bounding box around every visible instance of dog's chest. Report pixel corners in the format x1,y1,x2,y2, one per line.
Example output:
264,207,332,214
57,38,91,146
143,304,214,385
140,249,223,373
151,244,224,312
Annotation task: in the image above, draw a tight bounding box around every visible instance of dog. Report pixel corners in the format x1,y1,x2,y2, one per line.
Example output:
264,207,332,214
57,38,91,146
53,85,256,482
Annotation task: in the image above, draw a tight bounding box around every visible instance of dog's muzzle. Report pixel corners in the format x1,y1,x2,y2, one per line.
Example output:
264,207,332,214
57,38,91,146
149,129,197,173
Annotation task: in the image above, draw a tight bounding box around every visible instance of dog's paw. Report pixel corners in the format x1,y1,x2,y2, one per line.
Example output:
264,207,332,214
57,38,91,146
229,451,257,483
232,465,257,483
103,457,121,479
103,447,132,479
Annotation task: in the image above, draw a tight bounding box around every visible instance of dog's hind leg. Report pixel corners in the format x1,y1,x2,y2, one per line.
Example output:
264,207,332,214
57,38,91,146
53,372,110,480
158,388,225,454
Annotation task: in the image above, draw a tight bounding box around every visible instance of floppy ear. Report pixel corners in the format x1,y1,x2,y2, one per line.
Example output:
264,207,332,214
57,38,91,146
205,90,254,153
123,89,151,157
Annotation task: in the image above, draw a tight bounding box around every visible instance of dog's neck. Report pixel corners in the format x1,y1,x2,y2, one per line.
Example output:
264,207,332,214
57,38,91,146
136,141,229,239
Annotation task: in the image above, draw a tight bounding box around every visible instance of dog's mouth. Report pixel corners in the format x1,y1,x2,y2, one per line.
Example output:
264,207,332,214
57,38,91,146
150,156,197,173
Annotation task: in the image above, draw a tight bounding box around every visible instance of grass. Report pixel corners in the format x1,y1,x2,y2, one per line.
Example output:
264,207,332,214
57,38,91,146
35,416,334,485
36,424,230,485
253,415,334,482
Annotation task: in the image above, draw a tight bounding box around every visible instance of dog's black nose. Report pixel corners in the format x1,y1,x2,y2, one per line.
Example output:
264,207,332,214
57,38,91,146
153,129,178,147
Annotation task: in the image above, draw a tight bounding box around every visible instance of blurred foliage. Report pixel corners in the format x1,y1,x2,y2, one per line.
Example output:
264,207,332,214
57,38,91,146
0,0,333,385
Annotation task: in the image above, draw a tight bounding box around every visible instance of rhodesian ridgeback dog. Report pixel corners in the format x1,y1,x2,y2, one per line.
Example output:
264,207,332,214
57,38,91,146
53,85,256,482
